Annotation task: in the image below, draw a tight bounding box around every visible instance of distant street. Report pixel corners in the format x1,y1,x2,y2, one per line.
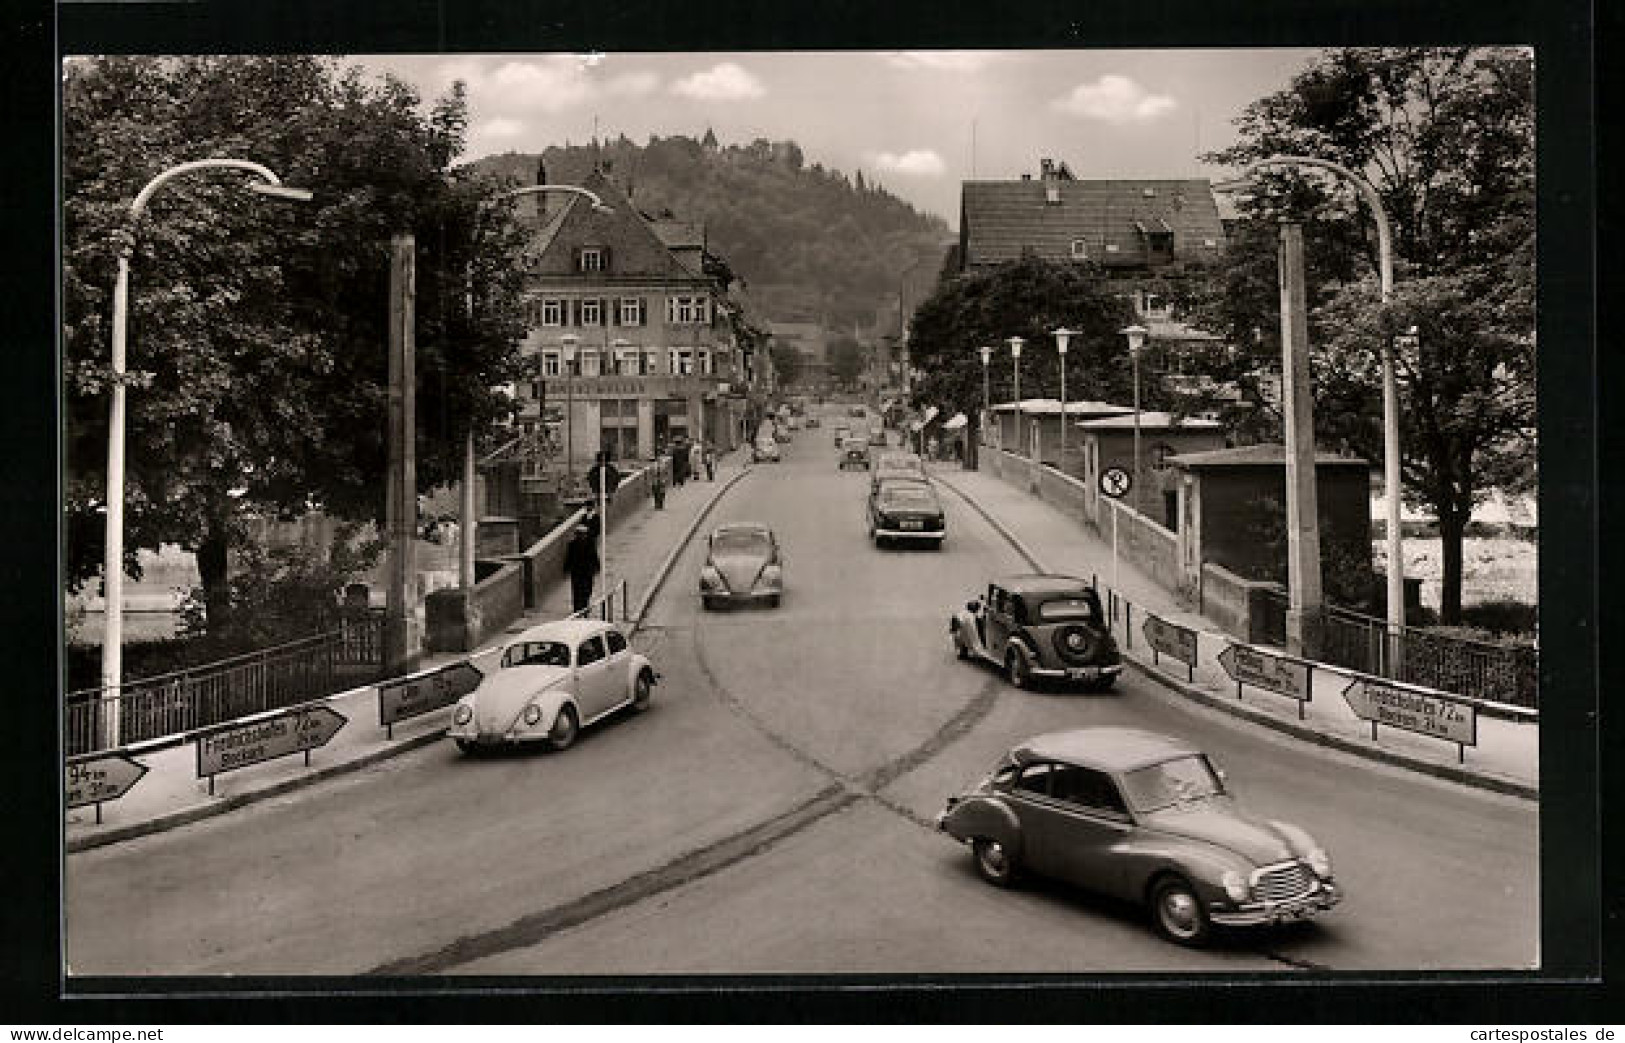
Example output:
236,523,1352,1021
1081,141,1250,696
66,408,1538,975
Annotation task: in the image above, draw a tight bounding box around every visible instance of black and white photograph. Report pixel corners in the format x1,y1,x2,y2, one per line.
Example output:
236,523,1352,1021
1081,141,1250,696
33,1,1604,1023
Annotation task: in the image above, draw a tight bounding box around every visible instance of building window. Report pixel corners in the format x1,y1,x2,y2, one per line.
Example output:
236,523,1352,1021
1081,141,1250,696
541,298,564,326
644,350,660,375
618,297,645,327
1069,238,1089,260
579,248,605,273
578,350,601,377
541,351,561,377
669,349,695,375
698,349,712,375
580,298,603,327
666,296,710,324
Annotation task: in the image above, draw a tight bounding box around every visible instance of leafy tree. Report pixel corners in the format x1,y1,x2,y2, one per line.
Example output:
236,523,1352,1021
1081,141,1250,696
63,56,531,632
907,254,1137,470
826,335,866,389
769,340,804,389
1196,47,1534,623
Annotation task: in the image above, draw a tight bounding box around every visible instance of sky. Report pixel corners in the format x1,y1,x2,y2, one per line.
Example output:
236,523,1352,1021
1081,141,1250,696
355,50,1324,226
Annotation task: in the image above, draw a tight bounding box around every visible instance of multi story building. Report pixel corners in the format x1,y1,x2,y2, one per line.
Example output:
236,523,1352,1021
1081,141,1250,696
511,168,753,470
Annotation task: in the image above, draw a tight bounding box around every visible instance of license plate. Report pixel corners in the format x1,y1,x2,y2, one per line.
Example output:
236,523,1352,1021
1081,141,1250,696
1067,668,1096,680
901,520,922,530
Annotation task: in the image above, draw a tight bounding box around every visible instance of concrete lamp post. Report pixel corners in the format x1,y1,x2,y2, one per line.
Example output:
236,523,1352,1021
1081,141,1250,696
1051,327,1078,470
978,344,992,450
1008,336,1024,458
1120,324,1149,510
99,159,311,750
1214,153,1405,633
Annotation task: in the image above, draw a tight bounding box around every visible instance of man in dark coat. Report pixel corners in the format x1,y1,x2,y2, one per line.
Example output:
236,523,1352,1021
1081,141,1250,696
586,451,621,500
563,523,599,614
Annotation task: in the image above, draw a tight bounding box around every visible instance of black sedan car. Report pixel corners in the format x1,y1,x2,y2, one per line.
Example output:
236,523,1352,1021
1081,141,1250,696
950,574,1122,690
867,477,945,548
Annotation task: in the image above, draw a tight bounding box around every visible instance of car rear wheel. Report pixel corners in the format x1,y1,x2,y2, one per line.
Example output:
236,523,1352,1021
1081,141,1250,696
952,627,969,659
1005,647,1033,689
768,594,782,608
1089,675,1118,693
973,838,1018,887
1150,874,1212,946
632,671,653,712
454,738,479,755
546,705,579,752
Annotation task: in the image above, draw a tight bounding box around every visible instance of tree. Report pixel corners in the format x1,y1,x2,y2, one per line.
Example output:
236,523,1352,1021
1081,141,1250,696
768,340,803,388
826,335,866,390
1196,47,1534,623
907,254,1137,470
62,56,531,633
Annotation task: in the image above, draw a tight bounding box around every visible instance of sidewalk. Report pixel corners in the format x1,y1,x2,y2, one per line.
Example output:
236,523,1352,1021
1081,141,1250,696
66,452,754,851
931,461,1538,800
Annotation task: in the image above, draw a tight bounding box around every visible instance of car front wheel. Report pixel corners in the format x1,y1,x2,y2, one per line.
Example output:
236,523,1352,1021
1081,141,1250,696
1005,646,1033,689
973,838,1019,887
1150,874,1212,946
547,705,579,752
632,670,653,712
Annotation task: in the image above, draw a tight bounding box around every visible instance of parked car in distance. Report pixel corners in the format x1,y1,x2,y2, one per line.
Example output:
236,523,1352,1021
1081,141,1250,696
871,450,927,490
753,436,781,463
447,619,655,753
938,727,1342,945
833,424,851,447
867,477,945,548
838,437,871,470
700,523,784,609
951,574,1122,691
867,426,888,447
806,415,820,428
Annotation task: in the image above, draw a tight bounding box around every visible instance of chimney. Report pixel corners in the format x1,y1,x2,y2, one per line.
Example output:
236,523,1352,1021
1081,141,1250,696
1041,158,1056,180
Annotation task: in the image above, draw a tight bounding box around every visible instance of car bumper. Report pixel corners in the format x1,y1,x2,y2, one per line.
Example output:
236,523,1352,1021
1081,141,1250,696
703,588,781,603
1210,881,1342,926
1027,663,1124,682
874,526,944,540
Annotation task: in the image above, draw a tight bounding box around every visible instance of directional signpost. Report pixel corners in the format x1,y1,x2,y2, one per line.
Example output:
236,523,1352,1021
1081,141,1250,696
65,753,149,824
1217,644,1313,720
196,704,347,794
1142,613,1199,683
379,660,484,737
1341,677,1477,762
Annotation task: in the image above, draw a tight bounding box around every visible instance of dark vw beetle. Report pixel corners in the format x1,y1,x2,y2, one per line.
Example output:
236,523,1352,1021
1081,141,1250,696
951,574,1121,691
938,727,1342,945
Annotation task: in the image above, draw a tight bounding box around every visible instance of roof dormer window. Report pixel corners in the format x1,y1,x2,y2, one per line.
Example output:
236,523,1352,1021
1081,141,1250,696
577,247,607,273
1069,238,1089,260
1045,185,1061,205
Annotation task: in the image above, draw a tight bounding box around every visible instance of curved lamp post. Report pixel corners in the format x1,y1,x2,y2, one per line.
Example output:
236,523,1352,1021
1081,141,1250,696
1007,336,1024,457
1051,327,1078,470
100,160,312,749
1216,153,1404,631
978,344,992,449
465,184,611,593
1120,324,1149,510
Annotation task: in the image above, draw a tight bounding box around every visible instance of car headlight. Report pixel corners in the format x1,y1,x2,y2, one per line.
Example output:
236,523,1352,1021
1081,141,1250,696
701,565,724,590
1221,870,1251,903
453,703,473,726
1307,847,1333,879
523,703,543,726
761,565,782,586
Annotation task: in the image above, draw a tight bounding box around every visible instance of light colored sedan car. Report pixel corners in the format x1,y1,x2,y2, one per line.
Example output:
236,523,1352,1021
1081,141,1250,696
447,619,656,753
700,522,784,609
938,727,1341,945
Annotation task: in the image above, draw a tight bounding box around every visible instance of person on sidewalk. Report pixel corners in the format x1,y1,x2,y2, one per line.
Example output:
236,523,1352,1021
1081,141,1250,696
703,441,716,481
672,438,689,487
563,523,599,614
651,459,667,509
586,451,621,501
689,439,704,485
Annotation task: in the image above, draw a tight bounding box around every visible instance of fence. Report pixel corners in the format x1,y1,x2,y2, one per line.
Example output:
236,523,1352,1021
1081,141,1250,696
1260,592,1537,710
65,612,385,756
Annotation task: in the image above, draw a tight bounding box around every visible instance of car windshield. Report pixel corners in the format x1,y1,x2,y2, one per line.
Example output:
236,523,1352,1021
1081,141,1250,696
881,484,934,505
1035,595,1103,623
714,531,770,555
504,640,572,668
1118,755,1225,812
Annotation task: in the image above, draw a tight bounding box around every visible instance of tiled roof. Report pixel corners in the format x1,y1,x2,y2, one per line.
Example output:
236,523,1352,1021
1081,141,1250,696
1168,443,1369,468
961,179,1227,269
527,169,703,282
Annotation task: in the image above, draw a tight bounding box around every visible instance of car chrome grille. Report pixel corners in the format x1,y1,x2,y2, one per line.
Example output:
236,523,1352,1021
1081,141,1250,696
1252,861,1316,903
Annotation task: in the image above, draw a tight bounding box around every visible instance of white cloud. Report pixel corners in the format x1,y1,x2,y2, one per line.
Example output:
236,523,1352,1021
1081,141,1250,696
873,150,946,176
1052,74,1177,123
476,117,526,139
671,62,765,101
605,71,660,97
881,51,1004,73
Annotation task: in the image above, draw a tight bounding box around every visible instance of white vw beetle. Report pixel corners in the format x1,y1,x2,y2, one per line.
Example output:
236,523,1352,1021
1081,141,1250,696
447,618,657,753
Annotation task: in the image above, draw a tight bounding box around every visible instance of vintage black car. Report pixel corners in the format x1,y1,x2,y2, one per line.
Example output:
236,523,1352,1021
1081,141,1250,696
867,477,945,548
938,727,1342,945
838,437,871,470
950,574,1122,690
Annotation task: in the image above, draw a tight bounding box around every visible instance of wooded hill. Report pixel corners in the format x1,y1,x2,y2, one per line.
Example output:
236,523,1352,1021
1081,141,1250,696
470,133,952,330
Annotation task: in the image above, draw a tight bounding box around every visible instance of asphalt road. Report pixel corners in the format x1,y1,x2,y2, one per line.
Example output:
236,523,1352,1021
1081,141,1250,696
64,407,1538,976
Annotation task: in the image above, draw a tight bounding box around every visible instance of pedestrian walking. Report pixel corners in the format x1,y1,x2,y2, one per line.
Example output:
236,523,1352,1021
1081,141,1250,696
703,441,717,481
563,523,600,614
587,451,622,500
670,438,686,487
651,458,667,509
689,439,704,484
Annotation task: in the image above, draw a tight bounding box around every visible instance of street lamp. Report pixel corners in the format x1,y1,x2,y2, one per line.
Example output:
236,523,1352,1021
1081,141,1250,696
1215,153,1405,631
1051,327,1077,470
1120,324,1149,510
978,344,992,448
464,184,611,593
1008,336,1024,458
100,159,311,749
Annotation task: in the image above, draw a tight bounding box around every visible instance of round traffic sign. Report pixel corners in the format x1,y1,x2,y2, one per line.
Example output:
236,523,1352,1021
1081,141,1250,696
1100,466,1132,498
